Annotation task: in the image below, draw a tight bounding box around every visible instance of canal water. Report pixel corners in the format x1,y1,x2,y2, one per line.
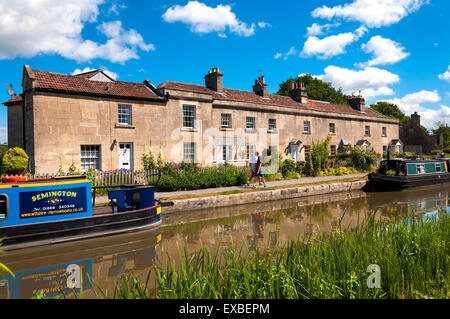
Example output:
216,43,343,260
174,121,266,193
0,184,448,299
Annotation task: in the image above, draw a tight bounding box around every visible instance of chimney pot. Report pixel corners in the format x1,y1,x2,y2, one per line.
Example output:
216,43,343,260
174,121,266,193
348,95,365,112
253,75,269,98
289,81,308,104
205,67,223,92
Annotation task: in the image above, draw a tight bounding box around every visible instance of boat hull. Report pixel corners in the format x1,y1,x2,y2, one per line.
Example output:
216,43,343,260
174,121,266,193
368,172,450,190
0,204,161,250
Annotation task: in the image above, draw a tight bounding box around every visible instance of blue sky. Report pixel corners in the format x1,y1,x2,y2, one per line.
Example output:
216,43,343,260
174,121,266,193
0,0,449,143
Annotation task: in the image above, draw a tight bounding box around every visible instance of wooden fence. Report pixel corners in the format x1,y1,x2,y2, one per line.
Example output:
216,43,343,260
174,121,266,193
2,166,249,187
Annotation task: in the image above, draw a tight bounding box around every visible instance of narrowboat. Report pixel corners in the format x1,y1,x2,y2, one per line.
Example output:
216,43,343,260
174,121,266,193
0,175,161,250
368,158,450,190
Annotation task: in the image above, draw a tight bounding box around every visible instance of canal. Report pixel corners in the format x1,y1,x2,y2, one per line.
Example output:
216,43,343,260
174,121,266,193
0,184,448,299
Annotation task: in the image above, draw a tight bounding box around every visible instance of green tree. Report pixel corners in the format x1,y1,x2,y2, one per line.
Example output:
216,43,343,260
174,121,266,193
276,74,349,104
1,147,29,175
369,101,410,126
432,122,450,149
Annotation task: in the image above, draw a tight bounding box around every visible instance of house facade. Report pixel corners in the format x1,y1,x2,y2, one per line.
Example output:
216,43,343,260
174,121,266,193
3,66,400,174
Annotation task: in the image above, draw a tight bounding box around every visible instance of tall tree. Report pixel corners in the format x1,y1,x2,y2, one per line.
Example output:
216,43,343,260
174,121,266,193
432,122,450,148
276,74,349,104
370,101,410,126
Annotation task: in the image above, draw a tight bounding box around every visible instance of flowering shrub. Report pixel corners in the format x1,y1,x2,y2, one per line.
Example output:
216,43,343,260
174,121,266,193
317,167,358,177
1,147,29,174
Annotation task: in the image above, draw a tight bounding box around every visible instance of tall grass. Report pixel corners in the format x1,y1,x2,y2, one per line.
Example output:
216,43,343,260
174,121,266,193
54,213,450,299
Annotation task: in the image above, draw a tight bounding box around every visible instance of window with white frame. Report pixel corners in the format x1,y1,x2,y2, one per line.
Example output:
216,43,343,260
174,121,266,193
304,121,311,133
183,142,196,162
246,117,255,130
365,125,371,136
81,145,101,170
182,105,196,128
417,164,425,174
246,143,256,160
268,118,277,131
118,104,132,125
221,113,232,129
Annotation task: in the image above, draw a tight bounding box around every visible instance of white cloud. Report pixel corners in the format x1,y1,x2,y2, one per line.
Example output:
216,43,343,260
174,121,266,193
438,65,450,83
315,65,400,98
72,66,119,80
0,0,154,63
258,21,272,29
382,90,449,129
162,1,255,37
311,0,427,28
358,35,409,67
107,0,127,16
301,26,367,59
306,22,340,36
275,46,298,60
0,126,7,144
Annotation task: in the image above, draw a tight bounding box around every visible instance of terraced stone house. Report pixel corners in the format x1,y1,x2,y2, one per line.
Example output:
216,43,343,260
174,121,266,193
3,66,399,174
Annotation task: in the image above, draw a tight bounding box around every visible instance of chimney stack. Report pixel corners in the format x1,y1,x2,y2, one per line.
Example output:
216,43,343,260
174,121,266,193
348,95,365,112
205,67,223,92
253,76,269,98
411,112,420,126
289,81,308,104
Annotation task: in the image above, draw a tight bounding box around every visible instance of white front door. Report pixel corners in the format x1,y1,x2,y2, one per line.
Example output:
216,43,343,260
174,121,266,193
119,143,133,170
290,145,299,162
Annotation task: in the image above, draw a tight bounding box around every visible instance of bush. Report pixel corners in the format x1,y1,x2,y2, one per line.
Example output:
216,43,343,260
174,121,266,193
430,149,443,155
280,159,297,178
349,147,380,171
155,164,248,192
1,147,29,174
444,147,450,154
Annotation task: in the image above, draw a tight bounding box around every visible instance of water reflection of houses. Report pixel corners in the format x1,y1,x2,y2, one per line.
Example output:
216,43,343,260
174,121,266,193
377,192,449,218
214,218,252,239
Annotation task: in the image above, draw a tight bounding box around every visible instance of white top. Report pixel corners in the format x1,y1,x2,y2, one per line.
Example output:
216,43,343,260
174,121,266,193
251,155,258,170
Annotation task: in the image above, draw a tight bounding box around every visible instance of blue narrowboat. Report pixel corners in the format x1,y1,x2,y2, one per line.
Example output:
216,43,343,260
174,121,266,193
368,158,450,190
0,175,161,250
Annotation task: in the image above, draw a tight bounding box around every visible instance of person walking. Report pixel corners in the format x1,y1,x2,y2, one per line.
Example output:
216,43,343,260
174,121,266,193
248,152,259,188
255,155,266,187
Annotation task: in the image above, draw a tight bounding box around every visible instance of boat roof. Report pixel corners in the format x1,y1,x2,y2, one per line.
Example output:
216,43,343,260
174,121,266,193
383,159,445,163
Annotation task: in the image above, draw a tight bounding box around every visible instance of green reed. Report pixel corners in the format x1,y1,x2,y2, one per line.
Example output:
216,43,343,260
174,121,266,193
80,212,450,299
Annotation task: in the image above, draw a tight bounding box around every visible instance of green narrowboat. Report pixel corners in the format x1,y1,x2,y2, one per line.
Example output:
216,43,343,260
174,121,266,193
368,158,450,190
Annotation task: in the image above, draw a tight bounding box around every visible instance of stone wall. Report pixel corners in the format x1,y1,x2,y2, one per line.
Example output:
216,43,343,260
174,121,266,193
163,180,368,214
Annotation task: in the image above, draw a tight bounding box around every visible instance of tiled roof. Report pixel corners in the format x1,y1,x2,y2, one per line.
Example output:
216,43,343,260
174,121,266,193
2,94,23,105
73,69,104,79
158,81,390,119
29,69,163,101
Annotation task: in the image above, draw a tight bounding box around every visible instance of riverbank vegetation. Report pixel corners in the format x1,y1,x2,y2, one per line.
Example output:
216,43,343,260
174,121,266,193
61,212,449,299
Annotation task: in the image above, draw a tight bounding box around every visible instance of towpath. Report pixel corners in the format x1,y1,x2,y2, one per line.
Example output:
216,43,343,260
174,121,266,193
93,173,368,203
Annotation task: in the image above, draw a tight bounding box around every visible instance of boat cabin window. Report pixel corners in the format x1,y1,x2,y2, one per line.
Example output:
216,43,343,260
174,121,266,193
416,164,425,174
435,163,442,172
0,194,8,221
